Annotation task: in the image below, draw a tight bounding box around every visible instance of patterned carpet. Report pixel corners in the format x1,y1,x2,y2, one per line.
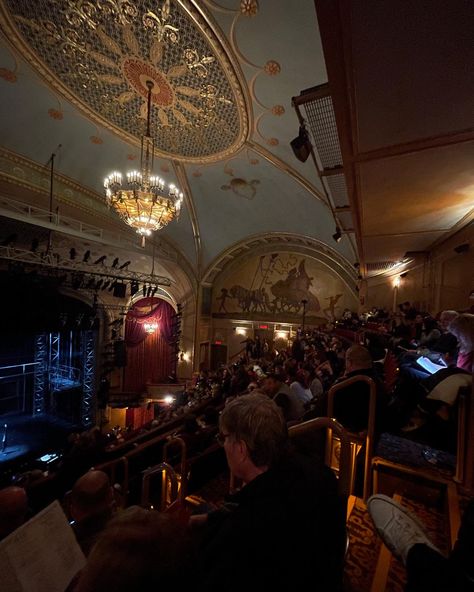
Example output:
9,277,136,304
345,496,450,592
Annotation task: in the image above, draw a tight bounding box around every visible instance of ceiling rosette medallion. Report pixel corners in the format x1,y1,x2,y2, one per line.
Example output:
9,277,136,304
0,0,250,162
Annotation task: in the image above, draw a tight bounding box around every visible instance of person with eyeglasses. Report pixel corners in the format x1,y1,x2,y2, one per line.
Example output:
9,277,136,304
191,393,346,591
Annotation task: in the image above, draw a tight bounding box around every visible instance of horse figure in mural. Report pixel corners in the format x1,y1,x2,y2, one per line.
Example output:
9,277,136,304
229,285,271,313
270,259,320,313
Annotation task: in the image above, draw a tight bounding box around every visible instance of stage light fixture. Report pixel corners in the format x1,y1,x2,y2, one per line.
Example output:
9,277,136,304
94,255,107,265
332,227,342,243
83,250,91,263
69,248,77,260
142,284,147,297
147,285,153,297
290,125,311,163
113,283,127,298
119,260,131,270
30,238,39,253
112,257,119,268
151,286,158,297
130,281,139,296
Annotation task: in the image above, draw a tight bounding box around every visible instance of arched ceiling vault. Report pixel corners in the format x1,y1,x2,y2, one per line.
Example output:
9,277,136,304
1,0,470,288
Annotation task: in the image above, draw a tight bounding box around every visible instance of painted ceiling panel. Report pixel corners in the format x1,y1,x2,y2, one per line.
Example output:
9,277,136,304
187,155,355,266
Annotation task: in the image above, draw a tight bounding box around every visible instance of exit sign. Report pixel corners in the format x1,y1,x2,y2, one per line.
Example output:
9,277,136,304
214,340,222,345
258,324,269,329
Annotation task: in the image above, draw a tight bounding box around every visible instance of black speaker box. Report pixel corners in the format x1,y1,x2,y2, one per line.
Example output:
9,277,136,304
113,340,127,367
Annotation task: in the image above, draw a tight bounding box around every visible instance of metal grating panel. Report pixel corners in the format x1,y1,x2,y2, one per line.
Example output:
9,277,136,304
325,174,349,208
303,95,342,169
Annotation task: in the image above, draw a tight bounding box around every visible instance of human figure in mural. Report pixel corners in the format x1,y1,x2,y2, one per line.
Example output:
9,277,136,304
216,288,231,313
323,294,343,320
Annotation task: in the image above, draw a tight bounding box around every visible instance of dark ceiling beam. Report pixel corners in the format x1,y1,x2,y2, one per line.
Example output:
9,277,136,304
354,128,474,163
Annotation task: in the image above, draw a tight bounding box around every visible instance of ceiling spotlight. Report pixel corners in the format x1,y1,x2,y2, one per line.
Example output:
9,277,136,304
290,125,311,163
332,227,342,243
30,238,40,253
119,260,131,270
70,247,77,260
83,250,91,263
112,257,119,268
94,255,107,265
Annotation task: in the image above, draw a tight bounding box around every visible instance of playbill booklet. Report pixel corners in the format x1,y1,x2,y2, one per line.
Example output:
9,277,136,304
0,500,85,592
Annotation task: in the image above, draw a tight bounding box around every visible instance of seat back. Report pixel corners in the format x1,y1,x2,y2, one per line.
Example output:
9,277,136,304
327,375,377,500
289,416,352,500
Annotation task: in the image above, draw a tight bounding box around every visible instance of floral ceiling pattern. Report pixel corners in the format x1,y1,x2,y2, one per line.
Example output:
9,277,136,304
0,0,249,162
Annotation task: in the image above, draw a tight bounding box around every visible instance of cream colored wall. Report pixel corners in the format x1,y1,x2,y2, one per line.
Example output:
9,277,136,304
366,223,473,314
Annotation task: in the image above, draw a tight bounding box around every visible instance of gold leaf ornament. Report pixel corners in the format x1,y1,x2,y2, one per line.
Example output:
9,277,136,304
122,25,140,55
95,26,122,56
175,86,201,97
172,108,189,125
117,90,135,104
98,74,124,85
90,51,119,70
158,109,170,126
150,39,163,65
167,64,188,78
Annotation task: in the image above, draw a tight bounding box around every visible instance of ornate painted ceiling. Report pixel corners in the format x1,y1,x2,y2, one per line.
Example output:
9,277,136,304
0,0,472,298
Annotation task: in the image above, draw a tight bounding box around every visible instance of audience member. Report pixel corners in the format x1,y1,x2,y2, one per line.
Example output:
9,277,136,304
74,507,195,592
261,373,304,421
332,344,387,435
192,394,346,591
70,470,116,555
0,486,28,540
449,313,474,372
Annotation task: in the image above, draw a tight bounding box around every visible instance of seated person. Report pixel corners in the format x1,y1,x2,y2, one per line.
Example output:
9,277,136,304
332,345,387,435
0,486,28,540
74,507,195,592
261,373,304,421
449,313,474,373
70,470,116,555
191,393,346,591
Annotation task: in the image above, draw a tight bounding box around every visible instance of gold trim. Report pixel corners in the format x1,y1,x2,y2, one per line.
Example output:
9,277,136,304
0,1,252,164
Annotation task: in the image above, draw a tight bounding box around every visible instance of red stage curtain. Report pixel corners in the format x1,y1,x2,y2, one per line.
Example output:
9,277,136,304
123,298,175,393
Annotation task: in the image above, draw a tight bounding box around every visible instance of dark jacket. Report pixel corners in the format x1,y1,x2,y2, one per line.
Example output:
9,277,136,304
197,452,346,591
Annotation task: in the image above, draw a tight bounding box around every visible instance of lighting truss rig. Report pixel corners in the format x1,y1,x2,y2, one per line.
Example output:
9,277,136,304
0,245,171,287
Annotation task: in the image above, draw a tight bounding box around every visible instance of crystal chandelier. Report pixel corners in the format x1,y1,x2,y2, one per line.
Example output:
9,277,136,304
104,80,183,246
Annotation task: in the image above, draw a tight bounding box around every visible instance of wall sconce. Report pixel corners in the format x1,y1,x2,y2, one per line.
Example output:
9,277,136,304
275,330,289,340
393,276,401,288
179,351,190,362
235,327,247,336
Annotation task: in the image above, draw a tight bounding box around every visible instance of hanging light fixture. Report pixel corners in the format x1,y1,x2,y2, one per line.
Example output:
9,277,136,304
104,80,183,246
144,320,158,334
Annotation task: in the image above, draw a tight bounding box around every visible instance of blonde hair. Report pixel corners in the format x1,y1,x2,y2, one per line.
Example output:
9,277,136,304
449,314,474,354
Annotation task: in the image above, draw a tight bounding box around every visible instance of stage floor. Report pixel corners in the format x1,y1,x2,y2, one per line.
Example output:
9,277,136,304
0,413,77,468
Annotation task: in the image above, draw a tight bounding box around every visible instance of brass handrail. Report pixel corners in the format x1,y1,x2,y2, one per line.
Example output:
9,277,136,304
141,461,179,511
327,375,377,500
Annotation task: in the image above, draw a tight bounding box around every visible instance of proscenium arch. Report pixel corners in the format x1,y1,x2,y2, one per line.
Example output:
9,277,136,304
202,233,359,296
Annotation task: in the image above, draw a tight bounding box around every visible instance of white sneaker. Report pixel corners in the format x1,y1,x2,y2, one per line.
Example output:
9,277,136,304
367,494,441,565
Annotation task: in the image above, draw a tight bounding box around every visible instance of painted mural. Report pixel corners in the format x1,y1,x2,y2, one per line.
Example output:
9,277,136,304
212,253,357,323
